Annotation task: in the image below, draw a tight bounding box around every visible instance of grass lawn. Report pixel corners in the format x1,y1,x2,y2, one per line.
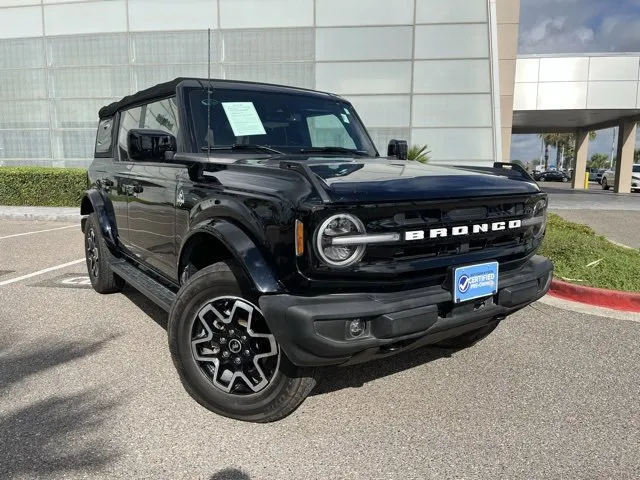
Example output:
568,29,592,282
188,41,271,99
539,213,640,292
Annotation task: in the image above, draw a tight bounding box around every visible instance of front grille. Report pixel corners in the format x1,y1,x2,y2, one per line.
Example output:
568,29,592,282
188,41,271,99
358,197,529,263
302,194,545,290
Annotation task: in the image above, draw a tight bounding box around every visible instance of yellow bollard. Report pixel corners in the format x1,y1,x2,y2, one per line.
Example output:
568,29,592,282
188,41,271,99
584,172,589,189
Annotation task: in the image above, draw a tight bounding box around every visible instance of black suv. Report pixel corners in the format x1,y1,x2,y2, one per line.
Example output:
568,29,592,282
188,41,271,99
81,78,553,422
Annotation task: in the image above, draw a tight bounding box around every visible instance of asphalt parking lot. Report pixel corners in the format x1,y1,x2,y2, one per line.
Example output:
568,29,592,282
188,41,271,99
1,221,639,480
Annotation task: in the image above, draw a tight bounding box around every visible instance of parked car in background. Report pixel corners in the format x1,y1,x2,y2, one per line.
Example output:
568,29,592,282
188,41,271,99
534,170,571,183
587,168,599,181
601,164,640,191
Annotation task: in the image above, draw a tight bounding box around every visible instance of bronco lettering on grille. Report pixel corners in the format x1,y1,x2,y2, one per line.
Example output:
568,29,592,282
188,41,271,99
404,220,522,241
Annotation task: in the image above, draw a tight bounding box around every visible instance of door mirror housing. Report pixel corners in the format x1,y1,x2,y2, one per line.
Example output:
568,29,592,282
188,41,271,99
387,139,408,160
128,129,177,162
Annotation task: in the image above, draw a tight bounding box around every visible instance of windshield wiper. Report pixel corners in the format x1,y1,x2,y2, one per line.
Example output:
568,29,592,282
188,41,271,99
299,147,370,157
202,144,284,155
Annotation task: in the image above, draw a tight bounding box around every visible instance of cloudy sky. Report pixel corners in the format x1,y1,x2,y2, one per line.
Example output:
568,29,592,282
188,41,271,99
511,0,640,163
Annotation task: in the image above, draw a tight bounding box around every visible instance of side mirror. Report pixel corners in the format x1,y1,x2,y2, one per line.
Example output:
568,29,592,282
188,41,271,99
387,139,408,160
128,129,177,162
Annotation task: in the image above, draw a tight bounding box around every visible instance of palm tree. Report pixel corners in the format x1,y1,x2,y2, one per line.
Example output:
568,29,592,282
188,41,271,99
538,132,596,170
407,145,430,163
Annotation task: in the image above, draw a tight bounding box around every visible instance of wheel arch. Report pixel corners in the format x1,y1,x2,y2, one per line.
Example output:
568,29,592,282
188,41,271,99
80,189,118,247
178,220,281,295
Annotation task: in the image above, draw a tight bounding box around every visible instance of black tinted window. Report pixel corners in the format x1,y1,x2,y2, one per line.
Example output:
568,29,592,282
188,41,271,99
95,118,114,155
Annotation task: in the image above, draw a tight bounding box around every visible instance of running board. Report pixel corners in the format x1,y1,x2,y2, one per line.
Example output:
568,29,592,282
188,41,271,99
110,260,176,312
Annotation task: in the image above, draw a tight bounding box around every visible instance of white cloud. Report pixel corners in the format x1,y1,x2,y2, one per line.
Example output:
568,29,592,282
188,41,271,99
519,0,640,53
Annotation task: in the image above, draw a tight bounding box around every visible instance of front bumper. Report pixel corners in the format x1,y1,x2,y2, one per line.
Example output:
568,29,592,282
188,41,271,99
259,255,553,367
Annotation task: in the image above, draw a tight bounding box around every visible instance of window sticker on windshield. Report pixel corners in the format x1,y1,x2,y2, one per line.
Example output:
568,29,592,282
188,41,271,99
221,102,267,136
343,108,350,115
341,113,350,123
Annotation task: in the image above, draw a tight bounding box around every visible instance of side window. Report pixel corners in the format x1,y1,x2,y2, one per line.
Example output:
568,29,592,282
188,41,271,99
117,106,143,162
307,114,356,149
144,97,179,137
95,118,114,156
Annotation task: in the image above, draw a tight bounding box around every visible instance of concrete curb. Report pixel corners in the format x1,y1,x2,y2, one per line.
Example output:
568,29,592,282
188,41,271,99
549,278,640,313
0,207,80,223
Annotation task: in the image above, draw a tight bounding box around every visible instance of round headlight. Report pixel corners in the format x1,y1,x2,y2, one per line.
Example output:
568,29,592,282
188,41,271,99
532,198,547,238
315,214,366,267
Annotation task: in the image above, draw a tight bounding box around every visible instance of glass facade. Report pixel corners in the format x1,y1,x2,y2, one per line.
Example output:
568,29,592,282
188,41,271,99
0,0,498,167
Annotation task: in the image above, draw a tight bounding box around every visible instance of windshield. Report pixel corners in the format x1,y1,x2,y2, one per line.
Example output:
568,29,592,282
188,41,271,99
184,87,378,157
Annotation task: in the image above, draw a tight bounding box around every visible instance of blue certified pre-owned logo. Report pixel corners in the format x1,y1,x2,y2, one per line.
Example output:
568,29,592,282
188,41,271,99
458,274,470,293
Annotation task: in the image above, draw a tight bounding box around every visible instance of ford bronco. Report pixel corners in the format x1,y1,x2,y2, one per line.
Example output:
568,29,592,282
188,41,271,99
81,78,553,422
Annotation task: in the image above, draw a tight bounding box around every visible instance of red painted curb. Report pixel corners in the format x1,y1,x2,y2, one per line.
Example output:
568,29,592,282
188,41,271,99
548,278,640,313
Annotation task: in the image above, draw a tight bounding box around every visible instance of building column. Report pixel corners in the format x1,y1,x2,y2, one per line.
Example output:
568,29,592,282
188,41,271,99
614,120,637,193
572,129,588,190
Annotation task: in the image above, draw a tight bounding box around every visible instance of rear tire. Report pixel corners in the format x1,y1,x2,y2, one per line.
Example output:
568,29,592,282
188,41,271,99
84,213,124,294
168,262,317,423
433,320,500,350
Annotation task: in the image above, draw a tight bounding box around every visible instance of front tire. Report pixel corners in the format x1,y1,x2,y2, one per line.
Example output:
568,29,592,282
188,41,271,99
602,177,610,190
168,262,317,423
84,213,124,294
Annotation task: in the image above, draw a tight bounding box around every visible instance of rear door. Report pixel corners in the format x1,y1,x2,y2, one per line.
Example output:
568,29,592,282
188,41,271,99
92,117,130,247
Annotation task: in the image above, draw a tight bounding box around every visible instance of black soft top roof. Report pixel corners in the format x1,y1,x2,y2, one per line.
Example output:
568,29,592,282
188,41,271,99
98,77,340,119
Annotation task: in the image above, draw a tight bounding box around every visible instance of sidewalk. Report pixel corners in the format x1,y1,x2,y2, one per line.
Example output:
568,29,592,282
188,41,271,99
0,206,80,223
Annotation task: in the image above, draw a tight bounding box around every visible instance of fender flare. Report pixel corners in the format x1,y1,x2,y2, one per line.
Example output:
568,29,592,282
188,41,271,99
179,219,281,294
80,189,118,247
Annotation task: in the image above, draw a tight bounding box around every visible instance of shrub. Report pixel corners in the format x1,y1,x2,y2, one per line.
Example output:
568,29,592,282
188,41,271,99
0,167,87,207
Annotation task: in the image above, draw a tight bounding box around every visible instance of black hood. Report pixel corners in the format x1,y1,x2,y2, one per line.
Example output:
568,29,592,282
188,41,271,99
299,158,540,203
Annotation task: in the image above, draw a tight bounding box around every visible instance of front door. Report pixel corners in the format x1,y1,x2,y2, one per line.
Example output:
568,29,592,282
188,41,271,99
116,98,181,281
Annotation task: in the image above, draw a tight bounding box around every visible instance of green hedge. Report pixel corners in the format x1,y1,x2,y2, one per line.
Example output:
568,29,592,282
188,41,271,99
0,167,87,207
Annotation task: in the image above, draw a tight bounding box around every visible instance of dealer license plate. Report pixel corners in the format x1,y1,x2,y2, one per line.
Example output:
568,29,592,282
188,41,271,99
453,261,499,304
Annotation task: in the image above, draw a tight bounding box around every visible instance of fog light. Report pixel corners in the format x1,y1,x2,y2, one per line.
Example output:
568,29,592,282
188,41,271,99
349,318,366,337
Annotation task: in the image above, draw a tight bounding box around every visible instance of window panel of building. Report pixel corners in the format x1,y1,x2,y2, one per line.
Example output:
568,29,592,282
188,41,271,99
316,62,412,94
413,59,491,94
411,127,494,162
1,70,47,100
223,63,315,89
0,101,49,129
412,94,493,128
131,31,213,65
346,96,410,128
0,37,44,69
415,24,489,59
316,0,414,26
133,64,214,91
47,34,129,67
52,129,94,159
52,98,118,129
219,0,313,29
0,5,42,39
128,0,218,32
222,28,314,63
0,130,51,159
50,67,130,98
44,1,127,36
415,0,487,24
315,27,413,61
